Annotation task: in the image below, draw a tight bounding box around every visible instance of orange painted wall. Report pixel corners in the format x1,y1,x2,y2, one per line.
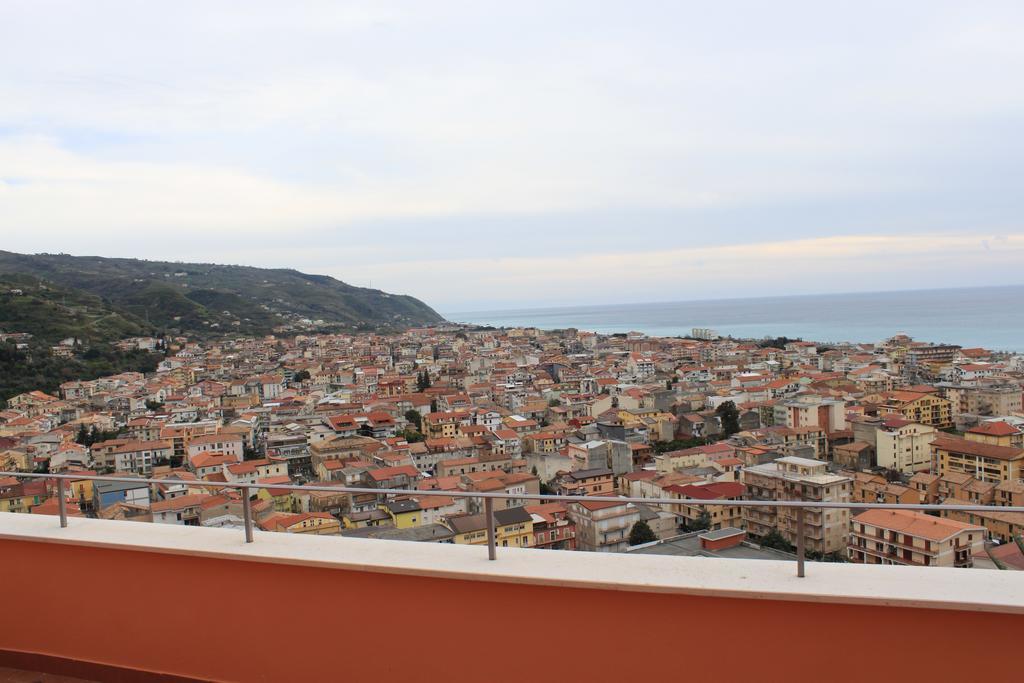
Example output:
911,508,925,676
1,538,1022,682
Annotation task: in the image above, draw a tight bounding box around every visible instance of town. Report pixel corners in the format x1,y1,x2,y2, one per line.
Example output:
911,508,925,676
2,326,1023,570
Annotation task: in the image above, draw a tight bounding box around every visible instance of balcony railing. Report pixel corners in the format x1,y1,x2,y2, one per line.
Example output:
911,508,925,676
2,470,1021,579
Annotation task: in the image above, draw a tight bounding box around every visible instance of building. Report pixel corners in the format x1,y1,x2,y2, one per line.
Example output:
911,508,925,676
906,345,961,372
849,510,984,567
879,391,953,429
93,480,150,510
853,417,937,474
956,386,1024,417
772,395,847,432
525,502,577,550
568,499,640,552
932,435,1024,485
262,512,341,535
446,506,533,548
665,481,745,531
832,441,876,471
381,499,422,528
965,421,1024,448
567,439,632,476
742,457,852,555
556,467,615,496
151,493,207,525
942,506,1024,544
629,527,795,561
94,439,174,475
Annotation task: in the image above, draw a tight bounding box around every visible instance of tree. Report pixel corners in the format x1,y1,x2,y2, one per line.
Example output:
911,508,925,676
715,400,740,437
687,510,711,532
292,369,310,382
758,529,793,552
416,370,432,392
548,398,560,408
629,520,658,546
74,424,90,446
402,428,425,443
653,437,709,453
404,409,422,431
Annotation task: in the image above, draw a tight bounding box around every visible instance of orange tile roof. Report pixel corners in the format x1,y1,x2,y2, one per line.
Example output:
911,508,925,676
853,509,983,541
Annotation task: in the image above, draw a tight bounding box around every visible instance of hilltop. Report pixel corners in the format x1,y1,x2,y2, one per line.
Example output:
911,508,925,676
0,250,445,339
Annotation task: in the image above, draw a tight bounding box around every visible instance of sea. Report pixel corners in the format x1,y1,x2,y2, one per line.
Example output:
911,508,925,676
448,285,1024,353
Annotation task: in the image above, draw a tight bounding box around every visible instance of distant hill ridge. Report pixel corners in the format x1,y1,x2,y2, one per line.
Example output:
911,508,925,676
0,250,444,341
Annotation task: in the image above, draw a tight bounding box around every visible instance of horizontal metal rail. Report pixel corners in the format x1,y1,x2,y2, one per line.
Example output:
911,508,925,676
5,471,1022,513
1,470,1018,577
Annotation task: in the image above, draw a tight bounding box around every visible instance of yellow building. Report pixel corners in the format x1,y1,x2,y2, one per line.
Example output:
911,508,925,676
0,477,44,513
423,411,465,439
256,478,301,512
65,473,96,507
933,435,1024,485
616,409,677,442
447,507,533,548
264,512,340,535
342,508,391,529
0,450,29,471
965,422,1023,448
381,499,422,528
879,391,953,429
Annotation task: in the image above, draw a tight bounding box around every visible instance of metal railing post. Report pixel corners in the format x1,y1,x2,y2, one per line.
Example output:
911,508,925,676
796,506,806,577
57,479,68,528
484,496,496,561
241,486,254,543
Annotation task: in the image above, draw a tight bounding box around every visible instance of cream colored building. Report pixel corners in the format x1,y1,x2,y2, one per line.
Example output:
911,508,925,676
849,509,984,567
874,418,937,474
932,435,1024,485
742,456,852,555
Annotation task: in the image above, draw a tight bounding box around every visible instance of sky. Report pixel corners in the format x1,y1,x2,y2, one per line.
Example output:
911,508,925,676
2,1,1024,313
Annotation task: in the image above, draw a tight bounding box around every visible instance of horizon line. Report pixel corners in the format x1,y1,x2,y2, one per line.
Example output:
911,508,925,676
446,282,1024,316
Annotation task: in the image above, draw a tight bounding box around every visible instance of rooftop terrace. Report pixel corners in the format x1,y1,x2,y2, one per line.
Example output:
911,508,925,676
2,471,1024,681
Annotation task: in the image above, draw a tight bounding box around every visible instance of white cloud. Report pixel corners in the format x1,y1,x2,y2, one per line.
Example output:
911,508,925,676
335,233,1024,309
2,1,1023,308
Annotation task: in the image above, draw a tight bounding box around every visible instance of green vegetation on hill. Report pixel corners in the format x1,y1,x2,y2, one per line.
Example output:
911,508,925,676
0,250,445,337
0,275,165,404
0,340,159,406
0,274,152,345
0,251,445,406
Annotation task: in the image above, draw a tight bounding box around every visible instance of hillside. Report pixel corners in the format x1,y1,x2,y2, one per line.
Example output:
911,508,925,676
0,273,152,345
0,276,161,404
0,250,445,337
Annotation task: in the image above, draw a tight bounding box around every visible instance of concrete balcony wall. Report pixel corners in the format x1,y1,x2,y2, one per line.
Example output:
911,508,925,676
1,512,1023,682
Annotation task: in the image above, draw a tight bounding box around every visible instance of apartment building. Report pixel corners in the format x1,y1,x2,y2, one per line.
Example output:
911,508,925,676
946,386,1024,417
932,435,1024,485
965,421,1024,448
742,456,852,555
873,418,936,474
879,391,953,429
525,502,577,550
665,481,745,531
942,506,1024,544
849,509,984,567
447,507,534,548
772,395,847,432
569,499,640,552
556,467,615,496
